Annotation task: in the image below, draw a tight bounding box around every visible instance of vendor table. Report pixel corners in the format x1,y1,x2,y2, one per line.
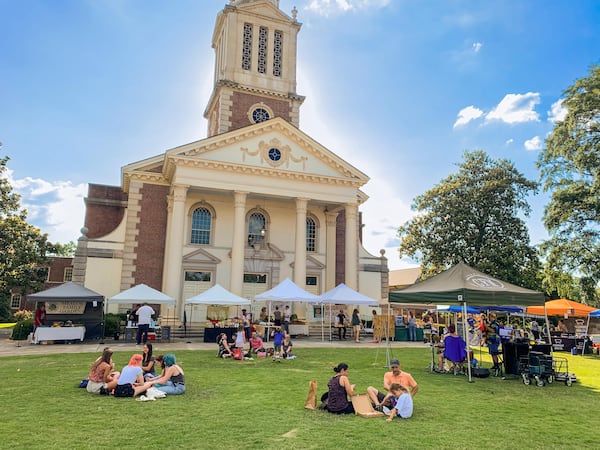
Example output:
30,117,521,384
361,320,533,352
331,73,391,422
32,326,86,344
289,324,309,337
550,333,585,353
204,327,237,343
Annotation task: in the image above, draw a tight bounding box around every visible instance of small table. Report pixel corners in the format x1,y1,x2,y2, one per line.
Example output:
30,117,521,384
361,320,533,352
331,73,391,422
32,326,86,344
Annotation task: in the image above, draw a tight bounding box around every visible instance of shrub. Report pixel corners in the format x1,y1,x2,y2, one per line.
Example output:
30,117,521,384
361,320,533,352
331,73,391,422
103,313,122,338
11,319,33,340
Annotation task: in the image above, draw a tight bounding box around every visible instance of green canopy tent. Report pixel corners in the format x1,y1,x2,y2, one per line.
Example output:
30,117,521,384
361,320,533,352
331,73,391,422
389,263,545,381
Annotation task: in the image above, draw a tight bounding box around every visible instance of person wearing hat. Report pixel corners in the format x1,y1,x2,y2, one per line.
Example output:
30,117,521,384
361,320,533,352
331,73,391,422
366,358,418,411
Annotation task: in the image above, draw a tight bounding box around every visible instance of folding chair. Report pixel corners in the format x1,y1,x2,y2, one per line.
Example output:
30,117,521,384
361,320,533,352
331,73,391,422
443,335,468,375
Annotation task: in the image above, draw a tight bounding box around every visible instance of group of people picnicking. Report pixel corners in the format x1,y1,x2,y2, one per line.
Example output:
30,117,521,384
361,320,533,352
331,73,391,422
324,359,418,422
86,343,185,398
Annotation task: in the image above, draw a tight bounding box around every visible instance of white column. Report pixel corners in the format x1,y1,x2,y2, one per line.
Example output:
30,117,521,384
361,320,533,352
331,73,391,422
325,210,338,290
163,184,188,313
344,203,358,290
230,191,248,295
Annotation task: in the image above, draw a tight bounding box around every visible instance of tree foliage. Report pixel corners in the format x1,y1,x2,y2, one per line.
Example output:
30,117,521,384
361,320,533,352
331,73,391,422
0,156,57,319
537,65,600,305
398,150,541,289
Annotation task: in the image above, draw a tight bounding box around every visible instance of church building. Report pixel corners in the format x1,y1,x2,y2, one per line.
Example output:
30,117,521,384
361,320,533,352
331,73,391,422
73,0,389,323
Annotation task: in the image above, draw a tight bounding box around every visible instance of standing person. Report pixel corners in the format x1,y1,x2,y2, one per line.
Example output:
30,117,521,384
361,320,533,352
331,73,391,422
142,343,156,380
271,326,285,360
136,302,155,345
336,309,347,340
385,384,413,422
241,309,251,339
273,306,282,326
259,307,268,322
326,362,355,414
34,303,46,330
367,358,418,411
408,312,417,342
486,313,501,372
283,305,291,333
87,348,120,395
150,354,186,395
351,309,362,343
530,320,540,341
234,324,246,357
114,354,152,398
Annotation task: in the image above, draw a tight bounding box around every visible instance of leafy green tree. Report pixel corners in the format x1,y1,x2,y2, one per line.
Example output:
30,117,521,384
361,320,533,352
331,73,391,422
398,150,541,289
51,241,77,257
537,65,600,305
0,155,57,320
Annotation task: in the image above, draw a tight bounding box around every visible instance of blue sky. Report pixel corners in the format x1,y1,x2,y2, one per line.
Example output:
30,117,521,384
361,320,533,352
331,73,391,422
1,0,599,270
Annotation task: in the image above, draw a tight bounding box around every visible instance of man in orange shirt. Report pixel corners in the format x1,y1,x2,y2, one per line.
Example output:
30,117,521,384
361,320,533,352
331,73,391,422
367,358,418,411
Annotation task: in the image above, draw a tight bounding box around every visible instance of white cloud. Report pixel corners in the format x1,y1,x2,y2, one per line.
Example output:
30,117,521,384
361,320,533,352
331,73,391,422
472,42,483,53
7,169,87,243
506,138,514,145
485,92,540,124
305,0,390,15
548,98,567,123
524,135,542,151
453,105,484,128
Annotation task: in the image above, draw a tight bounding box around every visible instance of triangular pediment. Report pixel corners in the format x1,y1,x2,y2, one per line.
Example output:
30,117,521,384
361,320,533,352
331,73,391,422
290,256,326,271
165,118,369,186
182,248,221,266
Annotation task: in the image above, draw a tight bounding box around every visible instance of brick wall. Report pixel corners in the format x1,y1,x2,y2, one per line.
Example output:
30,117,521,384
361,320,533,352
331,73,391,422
230,91,291,131
133,183,169,290
84,184,127,239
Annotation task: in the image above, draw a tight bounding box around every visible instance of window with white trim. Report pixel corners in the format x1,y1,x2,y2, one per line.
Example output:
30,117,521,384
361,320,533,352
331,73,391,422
306,216,317,252
64,267,73,282
11,294,21,309
191,207,212,245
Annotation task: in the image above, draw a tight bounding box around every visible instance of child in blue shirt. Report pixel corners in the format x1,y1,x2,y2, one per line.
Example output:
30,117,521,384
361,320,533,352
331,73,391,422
386,384,413,421
272,327,285,360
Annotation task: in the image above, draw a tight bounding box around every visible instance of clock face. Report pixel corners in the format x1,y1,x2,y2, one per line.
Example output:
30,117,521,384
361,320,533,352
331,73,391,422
252,107,270,123
268,148,282,162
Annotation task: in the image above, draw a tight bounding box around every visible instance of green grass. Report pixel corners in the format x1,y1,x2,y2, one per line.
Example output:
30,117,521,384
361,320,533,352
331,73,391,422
2,347,599,449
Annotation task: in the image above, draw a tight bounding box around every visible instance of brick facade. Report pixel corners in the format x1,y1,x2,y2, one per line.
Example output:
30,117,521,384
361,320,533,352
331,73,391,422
230,91,291,131
132,183,169,290
84,184,127,239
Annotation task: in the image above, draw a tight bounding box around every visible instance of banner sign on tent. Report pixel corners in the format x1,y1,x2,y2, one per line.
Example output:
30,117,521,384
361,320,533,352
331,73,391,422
46,302,86,315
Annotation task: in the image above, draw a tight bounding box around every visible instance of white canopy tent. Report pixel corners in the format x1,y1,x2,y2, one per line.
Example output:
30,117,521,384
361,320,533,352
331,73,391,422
317,283,380,341
255,278,320,341
184,284,251,335
108,284,176,305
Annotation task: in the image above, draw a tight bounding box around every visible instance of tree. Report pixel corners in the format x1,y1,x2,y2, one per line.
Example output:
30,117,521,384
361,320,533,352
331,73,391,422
0,155,57,320
52,241,77,257
398,150,541,289
537,65,600,305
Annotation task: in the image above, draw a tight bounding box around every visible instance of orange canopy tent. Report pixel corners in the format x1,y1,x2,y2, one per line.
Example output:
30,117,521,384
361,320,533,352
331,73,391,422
527,298,597,316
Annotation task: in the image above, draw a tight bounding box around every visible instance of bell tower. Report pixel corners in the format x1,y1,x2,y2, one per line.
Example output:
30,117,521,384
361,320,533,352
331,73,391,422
204,0,305,137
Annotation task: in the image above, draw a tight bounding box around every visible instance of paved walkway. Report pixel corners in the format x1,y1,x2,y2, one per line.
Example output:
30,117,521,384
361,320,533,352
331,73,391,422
0,328,426,357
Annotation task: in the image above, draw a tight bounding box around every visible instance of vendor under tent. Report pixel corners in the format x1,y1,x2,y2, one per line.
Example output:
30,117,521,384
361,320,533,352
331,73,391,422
185,284,251,341
28,282,105,340
254,278,320,341
108,284,176,341
389,262,545,382
317,283,380,342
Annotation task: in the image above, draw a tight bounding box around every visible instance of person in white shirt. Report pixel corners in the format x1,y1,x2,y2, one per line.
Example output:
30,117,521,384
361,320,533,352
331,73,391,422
385,384,413,422
136,302,155,345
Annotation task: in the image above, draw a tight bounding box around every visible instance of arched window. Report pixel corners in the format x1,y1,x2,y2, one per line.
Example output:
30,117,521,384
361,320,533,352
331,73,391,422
247,212,266,246
191,207,212,245
306,216,317,252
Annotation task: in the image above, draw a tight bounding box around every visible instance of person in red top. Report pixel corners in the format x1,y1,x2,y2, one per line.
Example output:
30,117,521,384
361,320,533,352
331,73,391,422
34,303,46,329
367,358,418,411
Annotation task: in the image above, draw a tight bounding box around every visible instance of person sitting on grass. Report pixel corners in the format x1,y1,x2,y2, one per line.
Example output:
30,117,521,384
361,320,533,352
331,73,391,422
114,354,153,398
326,362,355,414
249,332,265,354
217,333,234,358
142,343,156,380
87,348,119,395
367,358,418,411
282,332,295,359
149,354,185,395
385,384,413,422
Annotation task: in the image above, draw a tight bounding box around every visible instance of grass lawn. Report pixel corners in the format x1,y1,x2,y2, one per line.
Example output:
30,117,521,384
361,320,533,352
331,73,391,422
2,346,599,449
